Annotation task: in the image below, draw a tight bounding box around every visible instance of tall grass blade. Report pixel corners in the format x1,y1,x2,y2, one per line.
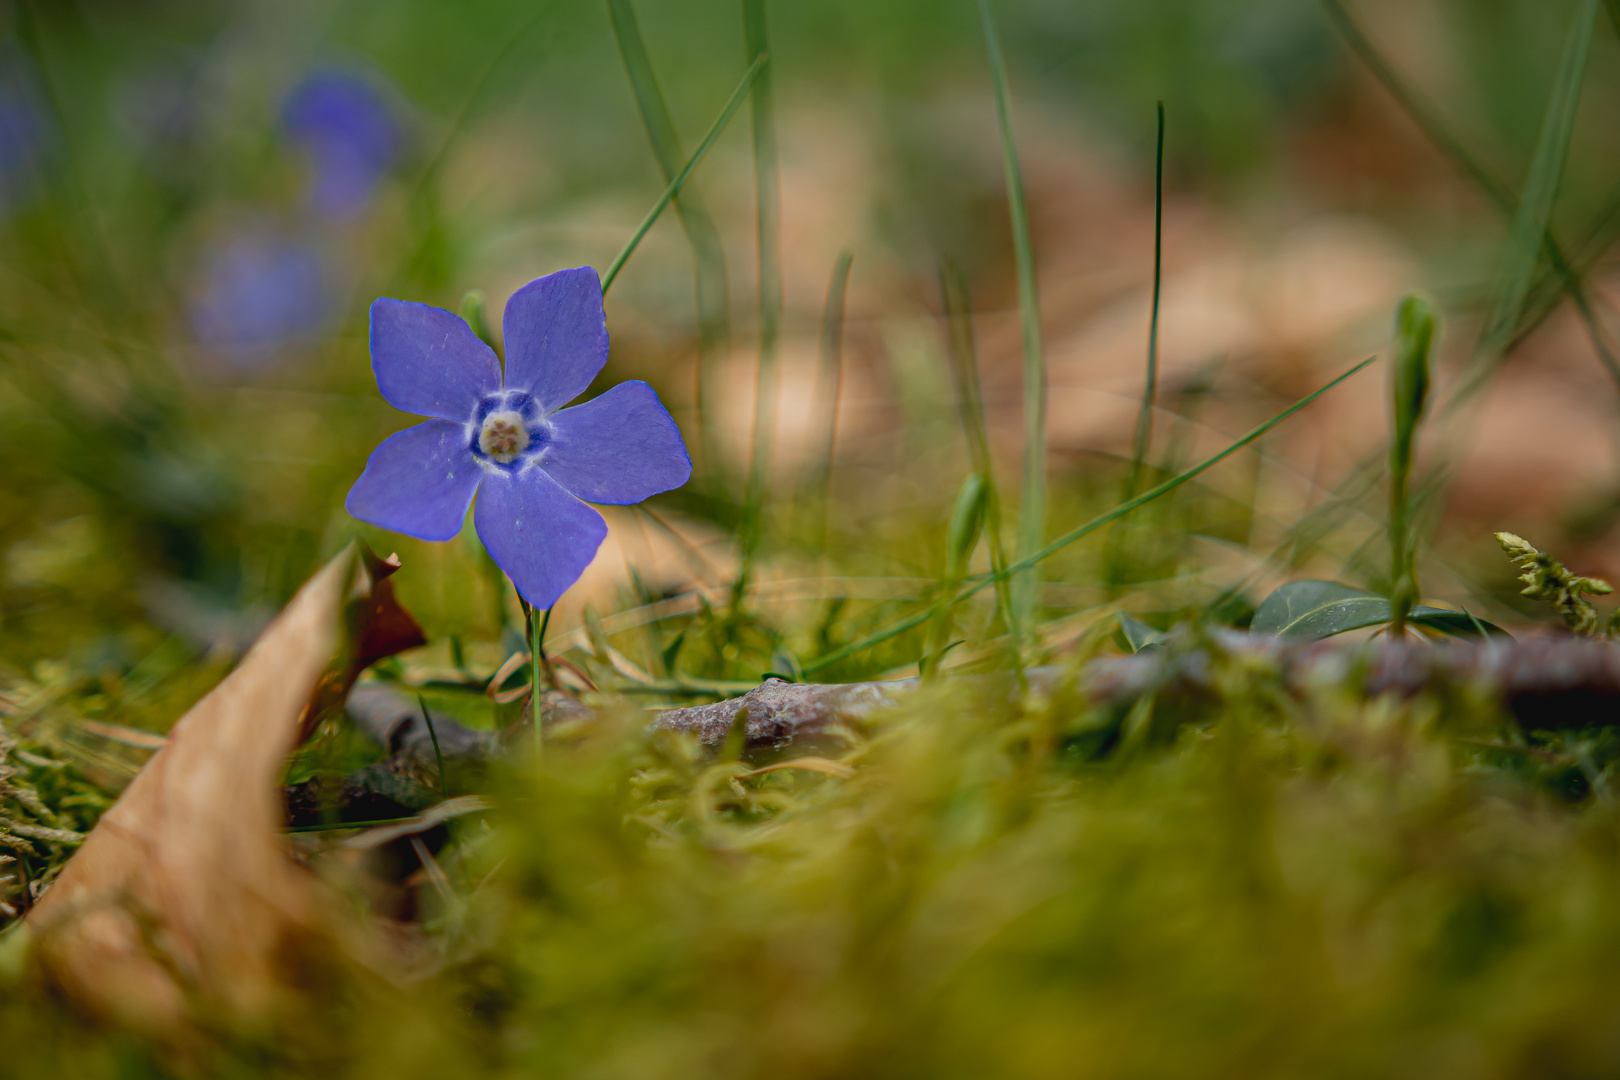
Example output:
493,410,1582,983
601,56,767,294
737,0,783,601
606,0,733,460
1128,101,1167,496
805,250,854,512
941,262,1017,647
979,0,1046,650
1103,101,1167,594
1321,0,1620,393
803,355,1378,674
1466,0,1600,392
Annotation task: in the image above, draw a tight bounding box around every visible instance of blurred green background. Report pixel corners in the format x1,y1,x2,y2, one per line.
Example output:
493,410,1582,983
10,0,1618,673
9,0,1620,1073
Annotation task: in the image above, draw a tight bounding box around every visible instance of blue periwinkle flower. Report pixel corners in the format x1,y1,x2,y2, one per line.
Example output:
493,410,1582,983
0,66,47,214
282,69,399,222
189,230,328,368
346,267,692,609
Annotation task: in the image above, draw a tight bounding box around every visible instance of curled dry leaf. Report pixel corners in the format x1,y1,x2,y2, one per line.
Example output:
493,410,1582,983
24,544,424,1031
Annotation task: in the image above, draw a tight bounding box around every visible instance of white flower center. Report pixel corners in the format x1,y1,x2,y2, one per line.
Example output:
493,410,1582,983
479,410,529,464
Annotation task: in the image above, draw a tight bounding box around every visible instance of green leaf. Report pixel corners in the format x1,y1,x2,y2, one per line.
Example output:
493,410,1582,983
1253,580,1508,641
1118,612,1167,654
1252,580,1381,637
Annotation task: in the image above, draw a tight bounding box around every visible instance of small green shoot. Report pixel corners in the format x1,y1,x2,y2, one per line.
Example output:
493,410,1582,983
1388,295,1434,637
1118,612,1167,653
923,473,988,678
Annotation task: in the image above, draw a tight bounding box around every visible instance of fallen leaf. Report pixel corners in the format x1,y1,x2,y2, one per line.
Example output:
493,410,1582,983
24,544,424,1031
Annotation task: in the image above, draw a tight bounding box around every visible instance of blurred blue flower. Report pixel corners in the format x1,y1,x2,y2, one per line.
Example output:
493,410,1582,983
282,69,400,222
346,267,692,609
189,230,328,369
0,65,48,214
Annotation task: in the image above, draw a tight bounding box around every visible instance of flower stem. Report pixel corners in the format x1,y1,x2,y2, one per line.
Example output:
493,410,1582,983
528,602,553,761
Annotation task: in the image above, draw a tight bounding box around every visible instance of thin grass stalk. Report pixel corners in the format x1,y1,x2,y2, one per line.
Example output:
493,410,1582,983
417,693,448,796
806,251,854,511
979,0,1046,650
802,355,1377,674
1320,0,1620,393
1103,102,1167,594
601,56,767,293
1128,101,1167,497
1471,0,1599,376
736,0,783,606
605,0,733,476
940,262,1016,645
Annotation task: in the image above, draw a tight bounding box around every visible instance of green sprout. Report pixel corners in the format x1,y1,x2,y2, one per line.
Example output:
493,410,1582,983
1495,531,1614,637
1387,295,1435,638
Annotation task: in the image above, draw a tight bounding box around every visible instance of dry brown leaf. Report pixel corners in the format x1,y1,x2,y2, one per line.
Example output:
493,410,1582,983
24,544,424,1031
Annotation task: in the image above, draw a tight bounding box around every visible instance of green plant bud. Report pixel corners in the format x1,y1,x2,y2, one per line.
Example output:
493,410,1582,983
1391,295,1435,462
945,473,988,580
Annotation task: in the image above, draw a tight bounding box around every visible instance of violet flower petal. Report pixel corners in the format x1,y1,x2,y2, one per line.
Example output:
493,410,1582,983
371,298,501,420
345,419,482,541
474,466,608,610
501,267,608,411
541,381,692,505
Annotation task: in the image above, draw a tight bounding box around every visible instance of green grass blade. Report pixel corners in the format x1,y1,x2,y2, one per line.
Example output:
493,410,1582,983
601,55,767,294
736,0,783,600
802,355,1377,675
805,250,855,509
1318,0,1511,208
1321,0,1620,394
1128,101,1167,496
980,0,1046,649
605,0,733,360
1469,0,1600,383
941,262,1017,648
